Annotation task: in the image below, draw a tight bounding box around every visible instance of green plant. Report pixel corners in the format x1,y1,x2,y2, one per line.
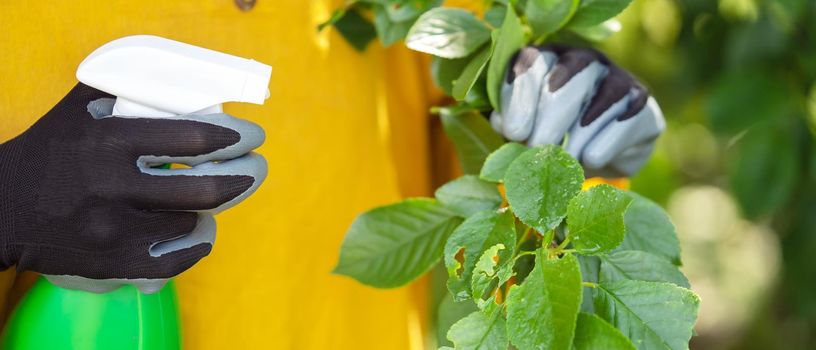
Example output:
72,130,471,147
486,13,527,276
323,1,701,349
335,142,699,349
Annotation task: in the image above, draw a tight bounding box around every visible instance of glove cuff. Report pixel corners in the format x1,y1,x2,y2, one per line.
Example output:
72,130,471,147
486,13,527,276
0,136,25,270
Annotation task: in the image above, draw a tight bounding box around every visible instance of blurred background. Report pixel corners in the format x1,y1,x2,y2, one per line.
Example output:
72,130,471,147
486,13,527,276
598,0,815,348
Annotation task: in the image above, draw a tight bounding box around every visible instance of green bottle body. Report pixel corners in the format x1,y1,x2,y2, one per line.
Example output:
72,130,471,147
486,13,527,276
1,276,181,350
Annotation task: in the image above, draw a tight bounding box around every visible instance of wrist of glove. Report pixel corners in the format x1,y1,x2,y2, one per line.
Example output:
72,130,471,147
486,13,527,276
0,83,266,284
490,45,665,178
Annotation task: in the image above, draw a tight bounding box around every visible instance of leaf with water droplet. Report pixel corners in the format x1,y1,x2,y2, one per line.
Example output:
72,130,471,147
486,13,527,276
504,145,584,233
567,184,633,255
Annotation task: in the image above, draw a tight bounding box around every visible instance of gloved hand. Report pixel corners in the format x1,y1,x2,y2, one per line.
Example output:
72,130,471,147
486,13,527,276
0,83,267,292
490,45,665,178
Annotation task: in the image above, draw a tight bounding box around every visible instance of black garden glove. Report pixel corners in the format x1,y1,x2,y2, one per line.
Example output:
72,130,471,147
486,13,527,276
0,83,266,291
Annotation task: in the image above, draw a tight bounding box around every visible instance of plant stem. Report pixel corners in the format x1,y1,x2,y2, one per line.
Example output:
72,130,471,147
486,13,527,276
514,227,533,251
555,236,571,251
516,250,536,258
582,282,599,288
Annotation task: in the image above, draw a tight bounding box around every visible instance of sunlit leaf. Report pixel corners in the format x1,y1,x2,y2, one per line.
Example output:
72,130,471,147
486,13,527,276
334,198,462,288
567,184,633,255
505,145,584,233
568,0,634,28
406,8,491,58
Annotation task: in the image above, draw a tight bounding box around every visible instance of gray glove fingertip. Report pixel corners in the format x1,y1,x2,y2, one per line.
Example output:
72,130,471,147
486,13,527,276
582,97,664,173
608,142,657,177
142,152,268,214
490,110,503,134
565,93,631,158
528,61,607,146
503,52,553,141
132,113,264,167
149,213,216,257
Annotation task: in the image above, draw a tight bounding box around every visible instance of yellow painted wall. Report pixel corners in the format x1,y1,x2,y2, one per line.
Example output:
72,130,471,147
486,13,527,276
0,0,442,348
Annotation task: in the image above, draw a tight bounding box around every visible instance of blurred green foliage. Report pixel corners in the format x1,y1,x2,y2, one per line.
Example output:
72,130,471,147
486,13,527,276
606,0,816,348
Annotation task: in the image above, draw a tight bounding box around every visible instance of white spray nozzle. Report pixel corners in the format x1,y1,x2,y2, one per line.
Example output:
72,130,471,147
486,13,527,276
76,35,272,117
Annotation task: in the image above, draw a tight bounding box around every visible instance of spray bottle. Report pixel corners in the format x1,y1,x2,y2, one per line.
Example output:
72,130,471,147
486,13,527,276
0,35,272,349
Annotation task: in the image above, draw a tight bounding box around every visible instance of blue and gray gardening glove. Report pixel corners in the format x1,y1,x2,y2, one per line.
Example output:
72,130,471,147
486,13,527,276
491,45,665,178
0,83,267,293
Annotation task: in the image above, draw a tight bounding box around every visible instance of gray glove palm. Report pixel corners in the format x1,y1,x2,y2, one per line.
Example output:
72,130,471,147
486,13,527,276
490,45,665,178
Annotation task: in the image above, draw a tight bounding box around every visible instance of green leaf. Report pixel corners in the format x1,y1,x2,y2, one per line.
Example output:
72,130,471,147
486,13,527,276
480,142,528,183
526,0,580,36
383,0,441,22
617,193,682,265
453,45,493,100
464,74,491,109
373,5,415,46
437,292,479,347
372,0,443,46
317,8,347,32
506,252,582,350
444,209,516,301
447,302,509,350
729,124,799,218
332,7,378,52
578,255,601,314
471,243,515,303
600,251,690,288
567,184,633,255
484,3,507,27
440,108,505,174
435,175,503,217
593,280,700,350
707,71,791,135
569,19,621,41
573,313,636,350
405,8,492,59
487,6,526,111
504,145,584,233
432,56,471,95
568,0,633,28
334,198,463,288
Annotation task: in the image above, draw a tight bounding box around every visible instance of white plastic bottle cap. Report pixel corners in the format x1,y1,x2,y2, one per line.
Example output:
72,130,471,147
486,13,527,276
76,35,272,116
